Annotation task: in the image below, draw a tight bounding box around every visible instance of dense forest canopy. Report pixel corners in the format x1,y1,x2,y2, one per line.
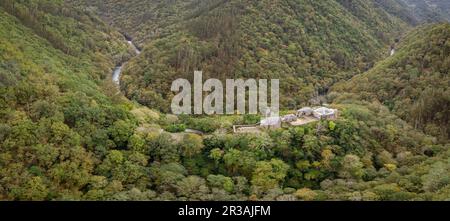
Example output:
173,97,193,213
114,0,413,111
399,0,450,22
0,0,449,201
333,23,450,142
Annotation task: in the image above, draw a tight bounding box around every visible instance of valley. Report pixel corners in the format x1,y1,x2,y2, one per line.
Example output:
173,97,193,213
0,0,449,201
112,36,141,85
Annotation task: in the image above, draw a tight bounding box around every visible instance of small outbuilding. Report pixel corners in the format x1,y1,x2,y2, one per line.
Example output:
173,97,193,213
297,107,314,117
282,114,298,123
313,107,337,120
260,117,282,129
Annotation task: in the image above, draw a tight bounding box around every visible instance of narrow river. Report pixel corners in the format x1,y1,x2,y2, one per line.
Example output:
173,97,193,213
112,37,141,85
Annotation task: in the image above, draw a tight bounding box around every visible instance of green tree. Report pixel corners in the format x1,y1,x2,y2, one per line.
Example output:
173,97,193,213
339,154,364,180
207,174,234,193
180,134,204,158
109,120,136,148
251,159,289,193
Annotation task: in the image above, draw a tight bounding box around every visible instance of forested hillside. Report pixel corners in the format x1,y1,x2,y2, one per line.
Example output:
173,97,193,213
75,0,414,111
400,0,450,22
332,23,450,142
0,0,138,199
69,0,202,47
0,0,449,201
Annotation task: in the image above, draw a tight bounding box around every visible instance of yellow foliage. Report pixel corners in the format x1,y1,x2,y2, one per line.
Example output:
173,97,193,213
295,188,317,201
384,164,397,172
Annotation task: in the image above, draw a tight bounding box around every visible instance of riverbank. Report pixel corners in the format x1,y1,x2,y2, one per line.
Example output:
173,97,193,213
112,36,141,85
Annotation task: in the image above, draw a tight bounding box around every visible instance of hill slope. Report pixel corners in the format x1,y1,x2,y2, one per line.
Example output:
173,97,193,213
400,0,450,22
1,0,449,201
332,23,450,141
0,1,139,199
84,0,413,111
